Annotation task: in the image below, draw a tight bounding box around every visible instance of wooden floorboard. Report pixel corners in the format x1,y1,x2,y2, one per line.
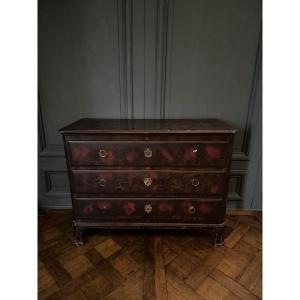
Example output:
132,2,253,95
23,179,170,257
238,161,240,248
39,211,262,299
143,236,156,300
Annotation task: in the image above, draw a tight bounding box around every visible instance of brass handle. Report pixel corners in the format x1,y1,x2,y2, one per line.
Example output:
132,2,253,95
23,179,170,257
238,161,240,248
99,149,108,158
189,206,196,214
144,204,152,214
97,202,110,212
100,207,108,211
99,205,109,211
144,177,152,187
98,178,106,187
191,178,200,187
144,147,152,158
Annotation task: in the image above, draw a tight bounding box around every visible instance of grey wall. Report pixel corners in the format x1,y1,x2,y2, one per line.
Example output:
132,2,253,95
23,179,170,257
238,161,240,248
38,0,262,211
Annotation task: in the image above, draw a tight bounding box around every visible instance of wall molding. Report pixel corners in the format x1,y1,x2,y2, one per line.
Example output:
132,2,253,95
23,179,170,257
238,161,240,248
160,0,174,119
232,152,248,161
240,26,262,157
144,0,164,119
44,170,69,194
118,0,133,119
243,28,262,210
38,93,65,156
228,173,245,202
153,0,165,118
38,91,47,152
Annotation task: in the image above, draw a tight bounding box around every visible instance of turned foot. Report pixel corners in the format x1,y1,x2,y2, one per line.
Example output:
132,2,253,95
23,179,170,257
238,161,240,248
74,227,84,246
213,228,224,247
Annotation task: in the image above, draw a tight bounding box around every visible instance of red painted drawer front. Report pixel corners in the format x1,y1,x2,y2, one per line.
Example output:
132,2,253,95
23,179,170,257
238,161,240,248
71,170,225,195
76,198,225,224
68,141,229,167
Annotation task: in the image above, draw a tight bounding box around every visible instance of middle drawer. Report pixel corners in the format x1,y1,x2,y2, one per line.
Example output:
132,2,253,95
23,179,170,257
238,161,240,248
71,170,225,195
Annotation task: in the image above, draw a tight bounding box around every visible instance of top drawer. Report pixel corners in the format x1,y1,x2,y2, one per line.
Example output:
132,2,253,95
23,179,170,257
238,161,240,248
68,141,230,167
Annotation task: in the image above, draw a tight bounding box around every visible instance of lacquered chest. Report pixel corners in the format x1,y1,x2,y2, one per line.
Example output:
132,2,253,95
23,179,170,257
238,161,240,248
60,119,236,246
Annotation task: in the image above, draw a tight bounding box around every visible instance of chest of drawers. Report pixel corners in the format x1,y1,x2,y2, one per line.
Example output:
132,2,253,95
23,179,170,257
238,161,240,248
60,119,236,246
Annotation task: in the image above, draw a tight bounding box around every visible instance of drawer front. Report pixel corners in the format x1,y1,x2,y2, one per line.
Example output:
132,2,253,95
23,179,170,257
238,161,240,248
75,198,225,224
71,170,225,195
69,141,229,167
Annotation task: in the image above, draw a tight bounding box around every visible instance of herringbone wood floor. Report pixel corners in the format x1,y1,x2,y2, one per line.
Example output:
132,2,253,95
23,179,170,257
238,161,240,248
39,211,262,300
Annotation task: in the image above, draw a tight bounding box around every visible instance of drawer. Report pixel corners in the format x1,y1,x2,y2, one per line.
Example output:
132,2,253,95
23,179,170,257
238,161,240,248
68,141,229,167
71,170,225,195
75,198,225,224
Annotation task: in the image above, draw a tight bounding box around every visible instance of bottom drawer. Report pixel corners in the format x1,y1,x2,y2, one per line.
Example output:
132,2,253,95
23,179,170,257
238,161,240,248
75,198,226,224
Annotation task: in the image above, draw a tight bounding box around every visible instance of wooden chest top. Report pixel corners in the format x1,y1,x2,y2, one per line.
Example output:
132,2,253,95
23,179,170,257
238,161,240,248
59,118,236,134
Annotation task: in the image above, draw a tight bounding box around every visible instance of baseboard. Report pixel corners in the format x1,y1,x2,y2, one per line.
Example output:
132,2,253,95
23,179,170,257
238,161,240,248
226,209,262,223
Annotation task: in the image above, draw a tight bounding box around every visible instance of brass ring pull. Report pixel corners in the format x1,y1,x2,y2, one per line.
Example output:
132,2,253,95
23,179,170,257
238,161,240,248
99,205,109,211
144,148,152,158
144,204,152,214
97,202,110,213
99,149,108,158
191,178,200,187
98,178,106,187
144,177,152,187
189,206,196,214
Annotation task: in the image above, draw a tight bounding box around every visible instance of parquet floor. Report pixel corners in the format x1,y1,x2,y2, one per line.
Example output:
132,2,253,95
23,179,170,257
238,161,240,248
38,211,262,300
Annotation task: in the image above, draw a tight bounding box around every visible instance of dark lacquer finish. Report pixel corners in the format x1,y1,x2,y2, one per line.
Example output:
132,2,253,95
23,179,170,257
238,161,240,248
60,118,236,134
76,198,225,223
60,119,236,246
71,170,225,195
69,141,229,167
